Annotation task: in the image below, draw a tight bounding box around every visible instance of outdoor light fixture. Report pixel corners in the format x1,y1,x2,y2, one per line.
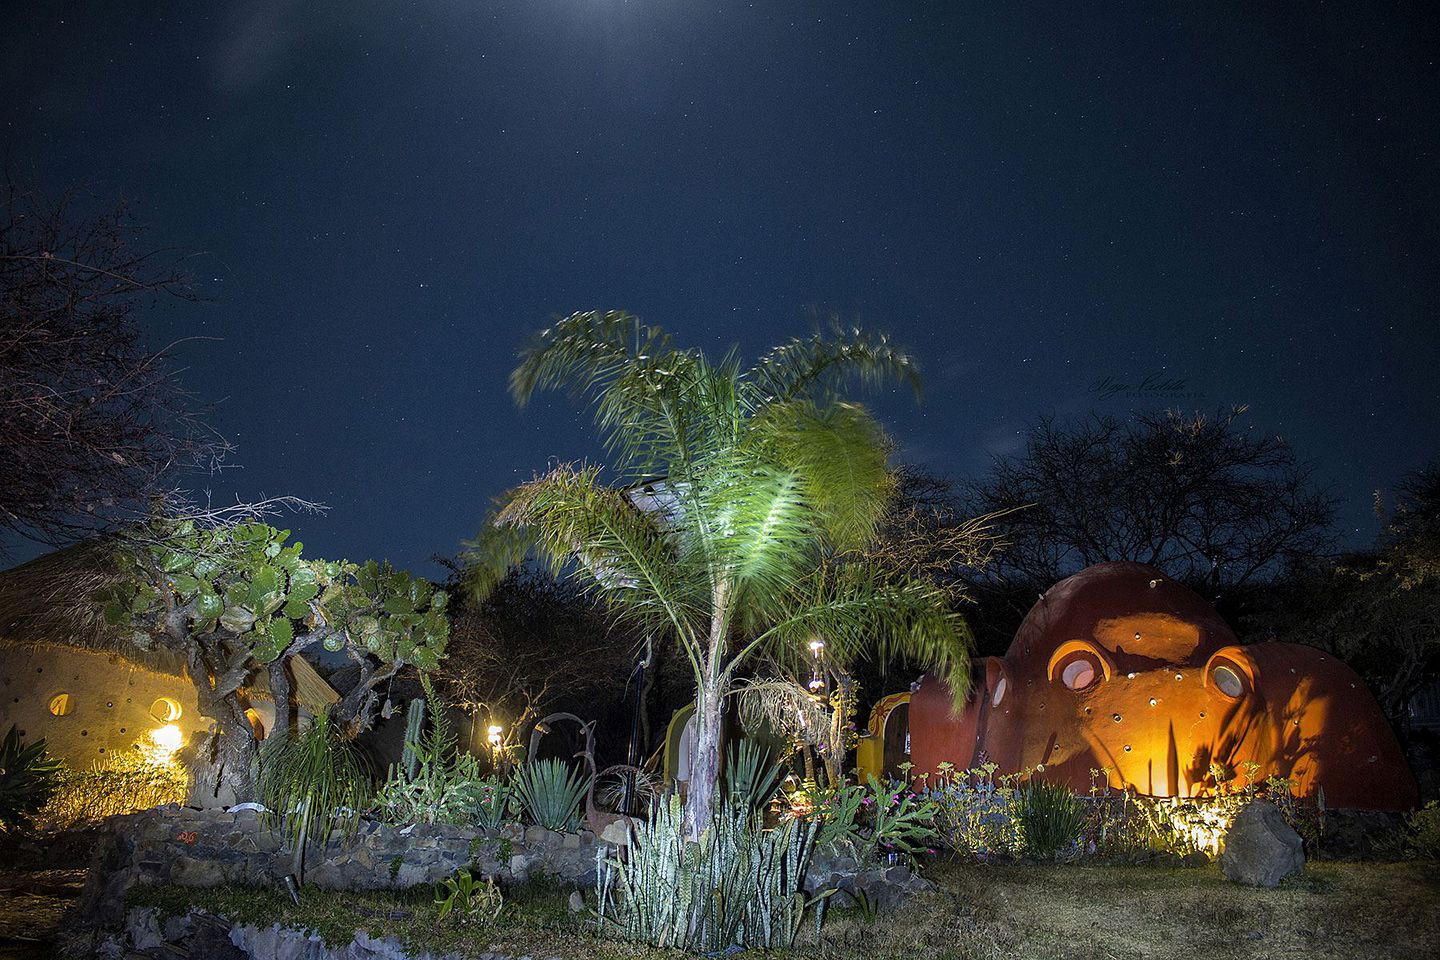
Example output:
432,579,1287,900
149,723,183,757
487,724,504,750
808,639,825,655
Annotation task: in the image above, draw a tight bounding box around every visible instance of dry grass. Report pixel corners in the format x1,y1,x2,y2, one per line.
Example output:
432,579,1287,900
120,859,1440,960
814,859,1440,960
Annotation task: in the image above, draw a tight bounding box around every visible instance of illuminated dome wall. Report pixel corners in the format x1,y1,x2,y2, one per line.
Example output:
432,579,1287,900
910,562,1418,810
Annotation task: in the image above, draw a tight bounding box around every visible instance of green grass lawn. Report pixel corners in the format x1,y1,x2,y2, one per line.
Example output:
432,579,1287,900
128,859,1440,960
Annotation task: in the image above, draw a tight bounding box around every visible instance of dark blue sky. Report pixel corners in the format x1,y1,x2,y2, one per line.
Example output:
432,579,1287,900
4,1,1437,577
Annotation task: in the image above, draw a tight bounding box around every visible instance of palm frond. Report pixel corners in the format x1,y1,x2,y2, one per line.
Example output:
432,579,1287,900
733,679,829,741
741,562,971,705
510,310,673,409
746,326,922,405
752,400,896,552
494,464,706,660
462,495,536,603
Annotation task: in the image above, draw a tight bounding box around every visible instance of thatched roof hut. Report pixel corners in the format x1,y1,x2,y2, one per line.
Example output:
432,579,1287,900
0,542,338,736
0,539,191,674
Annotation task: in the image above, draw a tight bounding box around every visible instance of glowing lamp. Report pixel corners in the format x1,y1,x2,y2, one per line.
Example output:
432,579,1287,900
487,724,504,749
808,639,825,655
150,724,183,756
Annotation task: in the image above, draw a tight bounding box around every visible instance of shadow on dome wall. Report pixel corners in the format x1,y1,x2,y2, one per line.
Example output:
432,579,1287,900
910,562,1420,811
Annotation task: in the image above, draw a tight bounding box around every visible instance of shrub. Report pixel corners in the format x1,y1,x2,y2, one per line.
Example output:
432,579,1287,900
257,712,372,879
865,776,938,862
813,781,866,855
925,763,1022,856
724,738,781,812
374,681,517,829
596,795,824,952
434,867,509,925
513,758,589,832
1018,780,1085,859
37,742,185,828
0,725,63,832
801,775,938,864
1405,801,1440,860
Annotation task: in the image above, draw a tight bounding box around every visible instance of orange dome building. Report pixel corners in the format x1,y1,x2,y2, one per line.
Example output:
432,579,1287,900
910,562,1418,810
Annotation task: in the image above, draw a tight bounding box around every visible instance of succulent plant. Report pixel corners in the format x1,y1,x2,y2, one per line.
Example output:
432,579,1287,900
99,519,449,791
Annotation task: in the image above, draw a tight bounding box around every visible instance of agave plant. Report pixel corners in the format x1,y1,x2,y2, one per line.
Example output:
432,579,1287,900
513,757,590,832
0,726,63,832
596,794,825,952
724,738,782,812
257,712,372,880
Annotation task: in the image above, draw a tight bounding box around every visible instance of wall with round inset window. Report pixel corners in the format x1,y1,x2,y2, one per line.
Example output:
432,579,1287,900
48,693,73,716
149,697,182,723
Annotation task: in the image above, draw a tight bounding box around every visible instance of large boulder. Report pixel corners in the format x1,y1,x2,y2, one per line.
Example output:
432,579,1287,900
1219,801,1305,887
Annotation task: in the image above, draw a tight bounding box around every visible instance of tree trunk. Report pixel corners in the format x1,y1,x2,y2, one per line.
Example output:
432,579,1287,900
269,659,293,740
683,667,726,839
683,581,732,839
187,707,258,807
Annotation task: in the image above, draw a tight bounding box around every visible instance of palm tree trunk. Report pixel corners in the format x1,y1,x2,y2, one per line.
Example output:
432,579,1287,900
684,674,725,838
683,581,733,838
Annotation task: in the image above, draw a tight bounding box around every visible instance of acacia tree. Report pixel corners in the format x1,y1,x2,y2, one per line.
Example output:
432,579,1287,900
0,182,227,545
969,407,1335,601
102,519,448,805
468,311,969,833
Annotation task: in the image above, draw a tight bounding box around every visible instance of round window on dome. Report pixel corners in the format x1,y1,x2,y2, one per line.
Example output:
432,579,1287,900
991,677,1007,706
1210,663,1246,699
48,693,72,716
1060,657,1100,691
149,697,182,723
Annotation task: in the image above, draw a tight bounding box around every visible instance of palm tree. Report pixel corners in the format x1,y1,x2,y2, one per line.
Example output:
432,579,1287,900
468,311,970,834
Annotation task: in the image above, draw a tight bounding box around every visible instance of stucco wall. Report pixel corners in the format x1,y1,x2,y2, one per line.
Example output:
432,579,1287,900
0,643,210,765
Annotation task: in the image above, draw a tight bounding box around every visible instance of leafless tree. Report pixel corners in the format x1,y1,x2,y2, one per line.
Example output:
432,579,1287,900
0,181,230,548
433,564,636,747
968,407,1336,600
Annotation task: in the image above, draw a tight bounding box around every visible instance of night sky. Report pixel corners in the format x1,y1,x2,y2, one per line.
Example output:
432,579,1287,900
3,1,1437,577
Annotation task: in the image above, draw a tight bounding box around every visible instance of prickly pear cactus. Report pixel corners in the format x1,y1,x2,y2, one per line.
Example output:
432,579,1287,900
102,519,448,704
318,559,450,673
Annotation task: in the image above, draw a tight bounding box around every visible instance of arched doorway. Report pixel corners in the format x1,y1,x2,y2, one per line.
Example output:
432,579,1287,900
855,692,911,782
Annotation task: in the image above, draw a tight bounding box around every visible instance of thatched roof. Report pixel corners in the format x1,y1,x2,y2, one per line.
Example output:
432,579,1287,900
0,542,340,710
0,539,190,674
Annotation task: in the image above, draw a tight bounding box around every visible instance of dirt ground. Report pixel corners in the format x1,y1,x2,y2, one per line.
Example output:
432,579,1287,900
815,859,1440,960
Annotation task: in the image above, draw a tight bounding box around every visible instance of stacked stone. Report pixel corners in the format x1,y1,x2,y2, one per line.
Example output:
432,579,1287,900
74,806,609,932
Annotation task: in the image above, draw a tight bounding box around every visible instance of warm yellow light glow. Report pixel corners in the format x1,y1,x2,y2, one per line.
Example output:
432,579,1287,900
808,639,825,654
486,724,504,748
150,697,183,723
149,723,183,756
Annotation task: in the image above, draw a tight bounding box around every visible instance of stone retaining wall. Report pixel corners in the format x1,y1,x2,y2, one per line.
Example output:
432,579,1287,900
76,806,605,930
